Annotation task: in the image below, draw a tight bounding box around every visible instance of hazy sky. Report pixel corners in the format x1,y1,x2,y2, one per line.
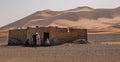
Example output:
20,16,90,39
0,0,120,27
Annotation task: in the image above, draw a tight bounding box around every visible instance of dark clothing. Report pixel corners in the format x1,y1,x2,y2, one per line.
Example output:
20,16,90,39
32,34,37,46
24,39,29,46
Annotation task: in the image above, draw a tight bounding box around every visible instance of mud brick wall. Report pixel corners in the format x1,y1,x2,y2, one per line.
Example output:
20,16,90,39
70,29,87,40
26,27,58,44
8,29,27,44
78,29,87,40
56,32,79,43
55,28,87,43
57,29,87,43
8,27,87,45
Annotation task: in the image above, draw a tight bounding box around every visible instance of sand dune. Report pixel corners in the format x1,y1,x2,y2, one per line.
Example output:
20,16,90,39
0,6,120,34
64,6,93,13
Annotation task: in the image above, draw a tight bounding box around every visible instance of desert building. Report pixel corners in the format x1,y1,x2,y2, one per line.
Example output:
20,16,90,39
8,26,87,45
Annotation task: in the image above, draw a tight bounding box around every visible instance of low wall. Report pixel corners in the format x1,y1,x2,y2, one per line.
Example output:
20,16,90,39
56,29,87,43
8,27,87,45
8,29,27,44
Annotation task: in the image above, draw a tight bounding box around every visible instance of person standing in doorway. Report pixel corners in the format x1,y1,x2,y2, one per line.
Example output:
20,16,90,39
32,32,37,47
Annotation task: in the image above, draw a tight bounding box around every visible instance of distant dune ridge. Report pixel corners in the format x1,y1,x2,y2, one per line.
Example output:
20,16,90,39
0,6,120,33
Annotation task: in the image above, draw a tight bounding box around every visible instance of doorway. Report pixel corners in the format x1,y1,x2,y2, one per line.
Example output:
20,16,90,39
43,32,49,41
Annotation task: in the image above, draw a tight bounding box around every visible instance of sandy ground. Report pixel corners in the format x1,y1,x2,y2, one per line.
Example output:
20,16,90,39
0,34,120,62
0,44,120,62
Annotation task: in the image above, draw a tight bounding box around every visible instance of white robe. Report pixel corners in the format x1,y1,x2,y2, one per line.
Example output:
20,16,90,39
45,38,50,45
36,34,41,45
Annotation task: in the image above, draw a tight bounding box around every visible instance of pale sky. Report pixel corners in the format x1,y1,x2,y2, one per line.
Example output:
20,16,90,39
0,0,120,27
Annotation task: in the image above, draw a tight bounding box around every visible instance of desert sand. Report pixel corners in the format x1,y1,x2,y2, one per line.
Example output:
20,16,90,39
0,44,120,62
0,32,120,62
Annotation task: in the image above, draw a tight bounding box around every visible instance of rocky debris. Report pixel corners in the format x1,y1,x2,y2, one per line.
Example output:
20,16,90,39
73,39,88,44
8,39,22,45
